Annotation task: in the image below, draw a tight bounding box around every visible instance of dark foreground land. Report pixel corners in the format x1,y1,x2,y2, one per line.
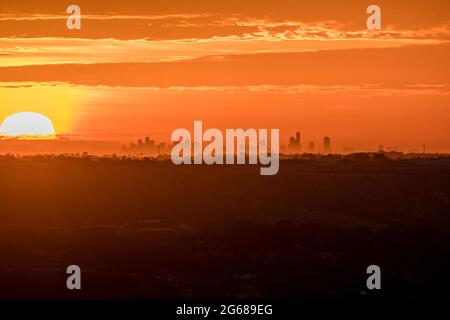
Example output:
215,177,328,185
0,154,449,299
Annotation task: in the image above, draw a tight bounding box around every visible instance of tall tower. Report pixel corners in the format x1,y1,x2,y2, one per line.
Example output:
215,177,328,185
323,136,331,153
289,133,301,154
295,132,300,144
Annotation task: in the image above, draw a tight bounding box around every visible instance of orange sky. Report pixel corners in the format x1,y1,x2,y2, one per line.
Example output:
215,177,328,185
0,0,449,153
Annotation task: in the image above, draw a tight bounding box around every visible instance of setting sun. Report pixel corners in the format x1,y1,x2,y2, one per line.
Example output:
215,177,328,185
0,112,56,139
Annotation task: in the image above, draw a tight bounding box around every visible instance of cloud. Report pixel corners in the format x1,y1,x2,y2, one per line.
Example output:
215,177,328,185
1,13,450,42
0,24,448,68
0,13,209,21
2,82,448,97
0,44,449,88
1,0,449,26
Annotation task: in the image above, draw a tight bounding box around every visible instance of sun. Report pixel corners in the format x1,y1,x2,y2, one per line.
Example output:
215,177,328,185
0,112,56,139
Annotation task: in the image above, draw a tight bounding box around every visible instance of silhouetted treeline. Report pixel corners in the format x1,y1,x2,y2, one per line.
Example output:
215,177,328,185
0,155,449,299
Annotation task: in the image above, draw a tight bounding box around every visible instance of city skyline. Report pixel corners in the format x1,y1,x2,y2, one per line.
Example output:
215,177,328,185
0,129,436,155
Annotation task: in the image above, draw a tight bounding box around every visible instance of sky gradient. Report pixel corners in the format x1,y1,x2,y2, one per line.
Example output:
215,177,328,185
1,0,449,152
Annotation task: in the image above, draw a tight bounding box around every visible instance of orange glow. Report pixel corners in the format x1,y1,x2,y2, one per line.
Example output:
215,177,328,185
0,1,449,153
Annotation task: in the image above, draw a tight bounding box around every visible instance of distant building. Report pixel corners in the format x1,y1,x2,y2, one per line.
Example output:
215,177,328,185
323,136,331,153
288,131,301,153
122,136,168,156
137,139,144,152
289,137,296,148
158,143,166,155
308,142,315,153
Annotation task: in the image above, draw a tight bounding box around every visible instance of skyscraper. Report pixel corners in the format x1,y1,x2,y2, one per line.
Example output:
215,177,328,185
323,136,331,153
289,137,296,147
289,132,301,153
138,139,145,152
